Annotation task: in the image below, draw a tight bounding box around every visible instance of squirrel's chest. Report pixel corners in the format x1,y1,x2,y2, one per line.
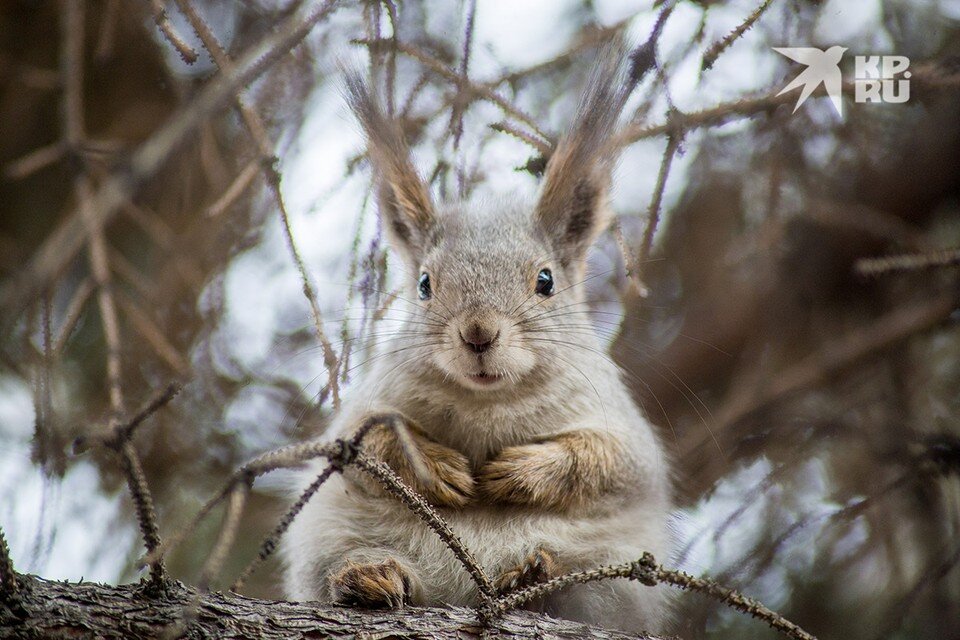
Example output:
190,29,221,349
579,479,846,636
414,397,565,463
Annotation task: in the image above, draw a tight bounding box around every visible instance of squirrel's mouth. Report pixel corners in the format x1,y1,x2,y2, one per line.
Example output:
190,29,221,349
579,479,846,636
467,372,502,386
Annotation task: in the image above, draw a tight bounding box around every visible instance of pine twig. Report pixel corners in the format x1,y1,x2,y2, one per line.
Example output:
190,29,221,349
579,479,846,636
701,0,775,72
489,553,817,640
174,0,342,409
148,0,199,64
856,247,960,276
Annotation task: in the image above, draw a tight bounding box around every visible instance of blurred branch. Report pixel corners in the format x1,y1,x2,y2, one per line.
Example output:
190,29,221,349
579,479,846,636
856,247,960,276
0,0,339,321
701,0,775,72
356,37,551,142
147,0,199,64
173,0,342,408
706,289,959,448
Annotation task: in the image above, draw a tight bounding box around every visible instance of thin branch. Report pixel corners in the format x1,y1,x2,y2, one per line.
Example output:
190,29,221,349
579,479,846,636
636,124,683,280
52,278,95,355
856,247,960,276
488,121,552,156
198,483,248,592
701,0,775,72
116,291,189,375
148,0,199,64
174,0,342,408
357,37,551,143
490,553,817,640
119,442,167,587
0,0,340,317
205,158,260,217
709,290,960,440
353,452,497,602
230,463,340,591
2,142,66,180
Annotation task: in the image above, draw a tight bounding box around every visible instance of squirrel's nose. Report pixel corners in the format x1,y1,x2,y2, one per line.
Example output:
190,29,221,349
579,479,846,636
460,324,499,353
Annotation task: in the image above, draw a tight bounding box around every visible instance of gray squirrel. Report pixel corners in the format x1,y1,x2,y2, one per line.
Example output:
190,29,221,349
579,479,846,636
282,47,674,634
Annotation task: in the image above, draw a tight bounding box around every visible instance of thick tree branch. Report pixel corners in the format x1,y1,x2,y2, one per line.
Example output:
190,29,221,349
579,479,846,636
0,575,665,640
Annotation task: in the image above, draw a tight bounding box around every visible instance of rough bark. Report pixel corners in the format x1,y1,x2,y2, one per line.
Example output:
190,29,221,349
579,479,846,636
0,574,665,640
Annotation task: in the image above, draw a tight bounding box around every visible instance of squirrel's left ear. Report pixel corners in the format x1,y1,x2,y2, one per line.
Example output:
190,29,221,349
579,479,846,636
534,45,632,270
344,73,436,266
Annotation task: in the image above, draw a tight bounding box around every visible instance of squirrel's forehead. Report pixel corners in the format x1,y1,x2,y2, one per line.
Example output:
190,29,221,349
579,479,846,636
436,215,543,261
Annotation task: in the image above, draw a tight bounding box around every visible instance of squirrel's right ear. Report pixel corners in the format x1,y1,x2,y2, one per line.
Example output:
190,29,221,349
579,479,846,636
534,44,633,271
344,73,436,263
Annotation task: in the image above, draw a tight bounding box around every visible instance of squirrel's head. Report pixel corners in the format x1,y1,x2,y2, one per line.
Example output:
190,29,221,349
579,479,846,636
346,53,627,393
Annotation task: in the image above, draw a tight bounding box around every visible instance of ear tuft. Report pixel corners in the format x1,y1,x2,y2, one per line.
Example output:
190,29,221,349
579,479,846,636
344,73,435,262
534,42,634,268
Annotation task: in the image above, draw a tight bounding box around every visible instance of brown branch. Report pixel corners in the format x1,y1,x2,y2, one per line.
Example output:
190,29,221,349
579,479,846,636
205,158,260,217
357,37,551,143
148,0,199,64
230,462,340,591
353,451,497,602
617,87,794,145
0,0,340,319
491,553,817,640
488,121,552,156
174,0,342,408
116,291,189,375
2,142,67,180
636,125,683,281
198,483,248,592
711,290,960,438
856,247,960,276
701,0,775,72
4,575,666,639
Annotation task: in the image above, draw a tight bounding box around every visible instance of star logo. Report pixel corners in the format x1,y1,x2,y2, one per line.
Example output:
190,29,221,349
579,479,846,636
773,46,848,116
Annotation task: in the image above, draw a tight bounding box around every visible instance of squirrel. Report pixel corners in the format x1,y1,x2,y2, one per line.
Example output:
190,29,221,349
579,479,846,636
282,47,674,634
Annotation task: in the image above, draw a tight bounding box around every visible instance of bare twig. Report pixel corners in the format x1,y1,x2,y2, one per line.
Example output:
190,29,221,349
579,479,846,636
230,463,340,591
119,442,167,587
117,292,189,375
0,0,340,317
701,0,775,71
856,247,960,276
356,37,551,143
636,125,683,280
175,0,342,408
490,553,817,640
198,483,249,592
148,0,199,64
205,158,260,217
710,290,959,439
488,122,552,156
353,452,497,602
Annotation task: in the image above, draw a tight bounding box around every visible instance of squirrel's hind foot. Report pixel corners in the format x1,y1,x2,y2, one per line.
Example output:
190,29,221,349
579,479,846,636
495,548,561,594
329,558,412,609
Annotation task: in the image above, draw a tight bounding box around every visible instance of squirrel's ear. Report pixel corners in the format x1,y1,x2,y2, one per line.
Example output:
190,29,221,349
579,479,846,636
534,45,632,269
345,73,436,262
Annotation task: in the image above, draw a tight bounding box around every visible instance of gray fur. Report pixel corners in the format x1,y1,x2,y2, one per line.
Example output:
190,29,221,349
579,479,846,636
283,50,674,634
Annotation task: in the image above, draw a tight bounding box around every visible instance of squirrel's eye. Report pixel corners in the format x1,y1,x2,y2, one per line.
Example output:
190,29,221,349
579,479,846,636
535,268,554,296
418,272,432,300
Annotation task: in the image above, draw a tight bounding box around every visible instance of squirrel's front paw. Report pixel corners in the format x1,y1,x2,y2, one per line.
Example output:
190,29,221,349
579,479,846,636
329,558,412,609
495,548,561,594
477,441,570,509
413,439,475,508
